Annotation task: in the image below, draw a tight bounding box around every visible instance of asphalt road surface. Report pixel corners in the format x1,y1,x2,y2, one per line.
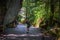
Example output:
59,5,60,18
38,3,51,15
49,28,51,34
3,23,55,40
5,23,41,34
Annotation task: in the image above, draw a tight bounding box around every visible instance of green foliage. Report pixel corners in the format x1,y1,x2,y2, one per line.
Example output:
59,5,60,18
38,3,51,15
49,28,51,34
18,0,60,28
17,0,60,39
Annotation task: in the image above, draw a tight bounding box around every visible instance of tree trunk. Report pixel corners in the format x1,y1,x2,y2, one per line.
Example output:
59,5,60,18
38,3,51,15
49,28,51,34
49,0,54,27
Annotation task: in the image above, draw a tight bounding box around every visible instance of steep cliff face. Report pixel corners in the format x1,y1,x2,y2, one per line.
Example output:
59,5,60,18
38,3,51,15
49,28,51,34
0,0,23,33
4,0,23,25
0,0,23,25
0,0,7,34
0,0,7,25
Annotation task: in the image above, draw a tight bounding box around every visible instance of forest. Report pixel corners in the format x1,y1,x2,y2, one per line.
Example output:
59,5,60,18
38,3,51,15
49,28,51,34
0,0,60,40
17,0,60,40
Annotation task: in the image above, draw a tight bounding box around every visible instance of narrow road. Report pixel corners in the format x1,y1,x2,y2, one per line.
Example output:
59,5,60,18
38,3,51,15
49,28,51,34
5,23,40,34
3,23,55,40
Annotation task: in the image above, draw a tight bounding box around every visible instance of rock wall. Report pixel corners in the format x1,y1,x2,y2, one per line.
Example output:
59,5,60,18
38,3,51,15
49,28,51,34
0,0,23,34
